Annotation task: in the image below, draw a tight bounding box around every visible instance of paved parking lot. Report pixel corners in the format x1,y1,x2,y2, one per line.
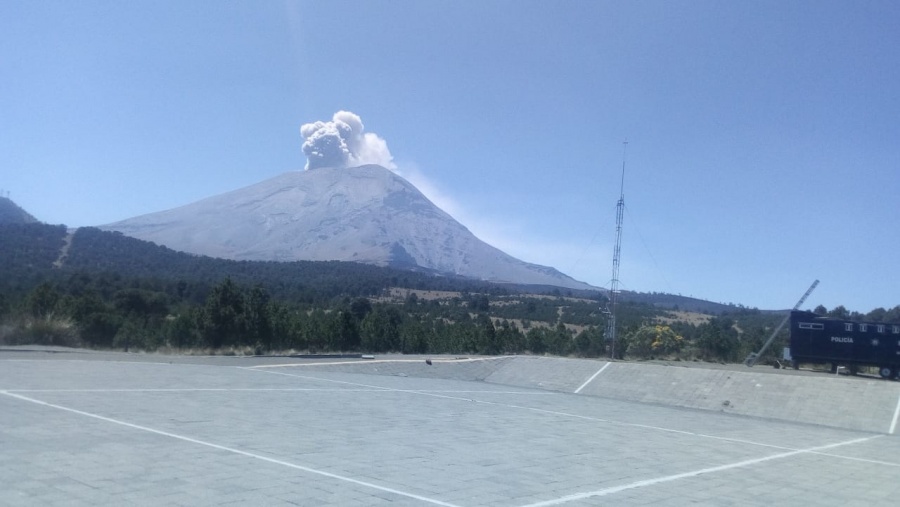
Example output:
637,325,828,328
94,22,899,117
2,350,899,506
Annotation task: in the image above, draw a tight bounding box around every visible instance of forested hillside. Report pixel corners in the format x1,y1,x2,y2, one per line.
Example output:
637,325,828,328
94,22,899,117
65,227,495,302
0,223,67,297
2,222,897,364
0,196,39,225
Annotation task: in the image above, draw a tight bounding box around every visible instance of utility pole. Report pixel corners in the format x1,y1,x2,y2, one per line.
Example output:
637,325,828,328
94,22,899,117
606,141,627,359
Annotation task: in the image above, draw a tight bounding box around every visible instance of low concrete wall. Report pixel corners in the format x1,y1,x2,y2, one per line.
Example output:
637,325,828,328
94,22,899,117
276,355,900,434
575,361,900,434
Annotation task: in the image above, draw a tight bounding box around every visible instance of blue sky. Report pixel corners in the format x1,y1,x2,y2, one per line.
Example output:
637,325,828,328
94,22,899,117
2,1,898,313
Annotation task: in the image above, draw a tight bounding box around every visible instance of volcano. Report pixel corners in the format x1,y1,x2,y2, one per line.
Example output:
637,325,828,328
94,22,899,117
102,165,595,290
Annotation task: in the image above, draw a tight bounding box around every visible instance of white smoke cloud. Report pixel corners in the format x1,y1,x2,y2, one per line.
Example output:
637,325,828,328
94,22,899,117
300,111,396,170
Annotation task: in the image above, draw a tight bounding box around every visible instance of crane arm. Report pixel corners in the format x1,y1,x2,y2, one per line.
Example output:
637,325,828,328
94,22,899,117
744,280,819,367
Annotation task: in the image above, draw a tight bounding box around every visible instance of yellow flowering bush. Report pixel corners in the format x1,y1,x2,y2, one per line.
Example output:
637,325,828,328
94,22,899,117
625,324,684,358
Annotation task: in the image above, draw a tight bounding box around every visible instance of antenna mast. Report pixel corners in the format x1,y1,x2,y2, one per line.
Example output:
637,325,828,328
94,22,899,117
606,141,627,359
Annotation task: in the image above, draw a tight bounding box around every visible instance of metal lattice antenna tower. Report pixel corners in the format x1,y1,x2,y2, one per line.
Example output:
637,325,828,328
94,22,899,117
606,141,627,359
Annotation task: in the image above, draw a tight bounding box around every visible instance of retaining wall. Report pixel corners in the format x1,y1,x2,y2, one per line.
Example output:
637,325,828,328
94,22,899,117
281,355,900,434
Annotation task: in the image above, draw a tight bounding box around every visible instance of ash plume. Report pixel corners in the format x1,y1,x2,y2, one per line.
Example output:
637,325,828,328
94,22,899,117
300,111,395,170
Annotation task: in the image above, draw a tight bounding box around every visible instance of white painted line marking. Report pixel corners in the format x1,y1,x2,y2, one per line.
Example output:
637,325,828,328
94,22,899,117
252,368,739,437
0,390,462,507
8,388,387,393
245,368,895,463
250,357,501,368
242,367,409,389
806,451,900,468
0,358,192,366
573,362,610,394
517,435,881,507
4,387,553,395
890,388,900,435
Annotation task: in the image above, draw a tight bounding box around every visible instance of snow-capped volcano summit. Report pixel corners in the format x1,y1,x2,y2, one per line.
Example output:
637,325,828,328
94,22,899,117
102,165,595,290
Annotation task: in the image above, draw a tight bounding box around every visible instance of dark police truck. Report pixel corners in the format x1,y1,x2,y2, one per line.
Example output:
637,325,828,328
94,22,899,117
789,310,900,379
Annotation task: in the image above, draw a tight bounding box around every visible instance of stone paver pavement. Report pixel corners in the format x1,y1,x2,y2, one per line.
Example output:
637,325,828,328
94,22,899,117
2,351,899,506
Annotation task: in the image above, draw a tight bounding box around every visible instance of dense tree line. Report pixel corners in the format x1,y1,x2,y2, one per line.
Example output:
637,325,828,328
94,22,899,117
0,270,774,363
2,222,898,364
0,274,614,356
5,272,897,364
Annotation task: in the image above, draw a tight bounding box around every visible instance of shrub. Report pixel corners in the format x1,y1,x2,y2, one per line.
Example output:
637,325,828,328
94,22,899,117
0,314,81,347
626,324,683,359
